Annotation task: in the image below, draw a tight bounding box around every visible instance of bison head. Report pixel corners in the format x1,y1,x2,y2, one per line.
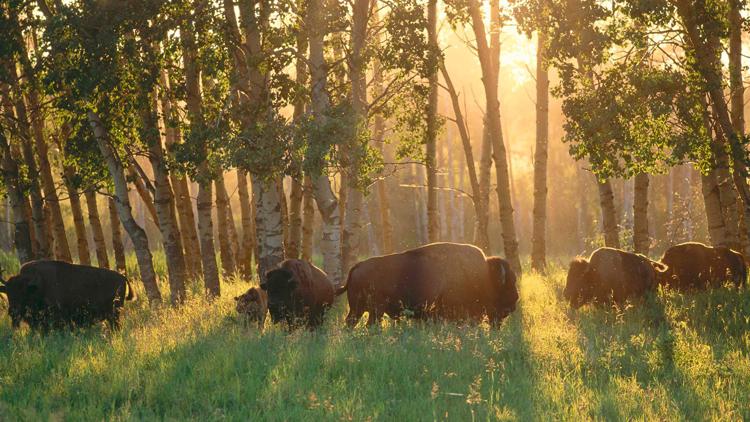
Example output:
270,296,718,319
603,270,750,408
564,258,592,309
261,268,301,324
486,257,519,320
715,247,748,287
0,274,44,328
235,287,268,326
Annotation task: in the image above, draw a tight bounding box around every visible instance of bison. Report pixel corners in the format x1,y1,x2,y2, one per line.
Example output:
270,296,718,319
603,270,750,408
235,287,268,326
0,260,135,330
660,242,747,290
338,242,519,326
564,247,668,309
261,259,335,329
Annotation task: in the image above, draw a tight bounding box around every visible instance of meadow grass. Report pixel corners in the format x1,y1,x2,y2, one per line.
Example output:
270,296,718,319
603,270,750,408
0,260,748,421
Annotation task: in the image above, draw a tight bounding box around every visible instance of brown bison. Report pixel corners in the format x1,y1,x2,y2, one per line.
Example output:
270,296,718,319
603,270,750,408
564,247,668,308
261,259,335,328
337,242,519,326
0,260,135,330
235,287,268,326
660,242,747,290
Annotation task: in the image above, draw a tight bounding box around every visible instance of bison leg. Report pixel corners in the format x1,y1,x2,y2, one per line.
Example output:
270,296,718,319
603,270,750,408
366,311,383,327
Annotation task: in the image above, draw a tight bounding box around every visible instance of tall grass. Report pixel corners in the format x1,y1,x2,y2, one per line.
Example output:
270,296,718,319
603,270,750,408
0,262,748,420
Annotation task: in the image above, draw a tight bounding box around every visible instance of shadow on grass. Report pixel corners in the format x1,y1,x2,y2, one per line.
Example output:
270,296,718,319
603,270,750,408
571,288,714,420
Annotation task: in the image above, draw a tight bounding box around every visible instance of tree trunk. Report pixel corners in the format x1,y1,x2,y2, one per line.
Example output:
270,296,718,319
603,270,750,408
3,80,50,259
0,128,32,263
26,91,71,262
88,111,161,303
127,165,159,227
215,176,237,276
182,5,220,296
237,170,255,276
84,190,110,268
198,178,221,296
277,177,290,254
342,0,370,273
425,0,439,243
63,170,91,265
287,21,307,261
729,0,749,255
633,173,650,255
143,100,187,304
307,0,343,284
371,16,394,255
597,177,620,248
467,0,521,272
531,28,549,272
701,170,728,246
439,61,488,251
107,197,127,272
711,126,742,249
252,178,285,284
159,68,202,279
676,2,750,249
288,177,303,259
302,175,315,261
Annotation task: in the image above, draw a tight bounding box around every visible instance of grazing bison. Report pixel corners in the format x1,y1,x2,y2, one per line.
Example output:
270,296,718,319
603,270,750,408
235,287,268,326
338,242,519,326
660,242,747,290
564,247,668,309
0,260,135,330
261,259,335,328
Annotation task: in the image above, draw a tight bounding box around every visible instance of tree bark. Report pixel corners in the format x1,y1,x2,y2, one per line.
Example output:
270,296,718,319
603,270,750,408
143,98,187,304
531,28,549,271
439,61,487,251
127,165,159,227
597,177,620,248
701,170,727,246
302,175,315,261
107,197,127,272
159,68,202,279
633,173,650,255
676,2,750,249
425,0,439,243
288,177,303,259
182,3,221,296
0,128,32,263
88,111,161,303
84,189,110,268
215,176,237,275
237,170,255,276
63,169,91,265
467,0,521,272
307,0,343,284
287,21,307,261
3,79,50,259
342,0,370,274
277,177,290,254
252,178,285,284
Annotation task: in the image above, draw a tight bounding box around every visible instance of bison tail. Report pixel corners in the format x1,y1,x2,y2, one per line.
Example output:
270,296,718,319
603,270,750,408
126,281,136,301
336,264,359,296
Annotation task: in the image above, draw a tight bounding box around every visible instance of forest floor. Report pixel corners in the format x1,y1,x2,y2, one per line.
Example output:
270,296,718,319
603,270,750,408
0,255,748,420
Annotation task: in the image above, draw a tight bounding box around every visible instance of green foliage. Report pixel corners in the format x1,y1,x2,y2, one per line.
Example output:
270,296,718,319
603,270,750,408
562,64,708,179
0,268,748,419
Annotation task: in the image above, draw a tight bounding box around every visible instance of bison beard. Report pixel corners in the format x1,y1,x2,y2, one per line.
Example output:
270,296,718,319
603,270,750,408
0,260,135,331
261,259,335,329
564,247,667,309
660,242,748,290
338,242,519,326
